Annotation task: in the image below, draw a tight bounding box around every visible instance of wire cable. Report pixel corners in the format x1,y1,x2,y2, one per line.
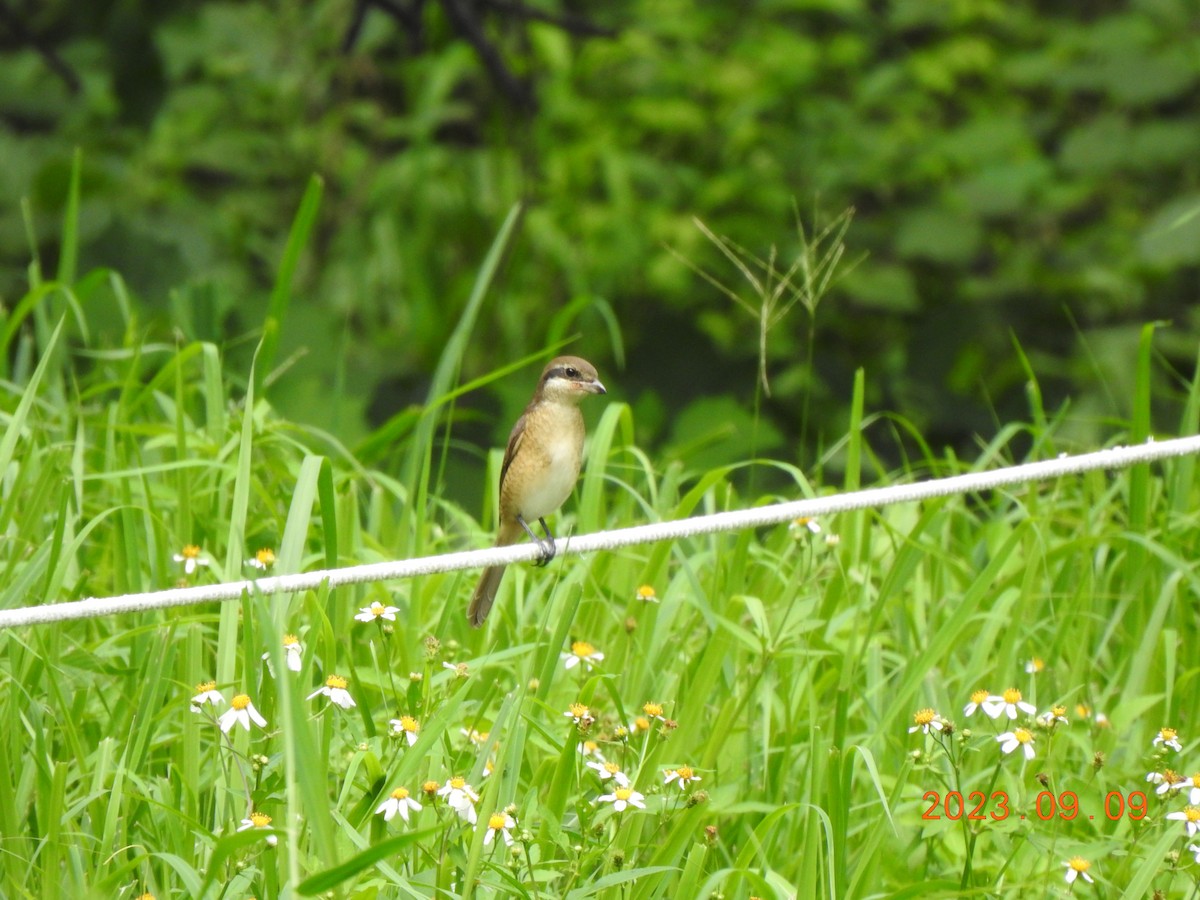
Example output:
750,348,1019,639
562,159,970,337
1,434,1196,628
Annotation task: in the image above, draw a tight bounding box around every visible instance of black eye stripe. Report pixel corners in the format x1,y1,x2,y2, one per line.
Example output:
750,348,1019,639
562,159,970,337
546,365,585,381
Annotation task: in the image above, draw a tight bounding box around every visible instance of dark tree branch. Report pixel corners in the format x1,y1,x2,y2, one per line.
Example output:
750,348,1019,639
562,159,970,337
0,1,81,94
480,0,616,38
343,0,428,53
342,0,617,111
439,0,536,110
341,0,371,53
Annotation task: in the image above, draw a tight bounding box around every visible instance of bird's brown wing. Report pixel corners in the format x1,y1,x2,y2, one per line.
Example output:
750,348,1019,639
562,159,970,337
498,408,528,492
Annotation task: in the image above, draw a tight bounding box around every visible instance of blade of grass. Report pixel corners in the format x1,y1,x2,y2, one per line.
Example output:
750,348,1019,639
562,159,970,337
55,148,81,286
401,202,524,557
0,317,64,480
256,174,324,396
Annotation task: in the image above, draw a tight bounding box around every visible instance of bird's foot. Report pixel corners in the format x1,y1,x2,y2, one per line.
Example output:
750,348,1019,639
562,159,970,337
516,515,557,567
533,537,556,567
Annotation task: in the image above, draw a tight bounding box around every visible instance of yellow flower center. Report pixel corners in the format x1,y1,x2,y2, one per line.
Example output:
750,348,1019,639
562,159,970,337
255,548,276,566
1192,774,1200,787
196,680,216,692
1051,705,1066,718
1014,728,1033,744
370,603,385,615
1001,688,1022,704
400,715,419,732
326,675,348,689
568,703,590,719
913,708,936,726
488,812,508,830
582,740,599,754
1161,727,1178,742
390,787,410,800
422,780,439,794
1075,703,1091,718
614,788,633,801
970,689,988,704
676,765,694,780
181,544,201,559
449,776,466,790
1068,857,1090,873
1164,769,1182,784
283,634,298,647
249,812,271,827
634,716,651,732
1028,658,1044,672
636,584,657,600
231,694,251,710
643,702,664,718
604,762,621,775
1187,806,1200,823
571,641,596,657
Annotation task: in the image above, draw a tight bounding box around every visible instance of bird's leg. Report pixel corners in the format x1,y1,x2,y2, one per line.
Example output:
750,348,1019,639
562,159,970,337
517,514,556,566
537,518,557,564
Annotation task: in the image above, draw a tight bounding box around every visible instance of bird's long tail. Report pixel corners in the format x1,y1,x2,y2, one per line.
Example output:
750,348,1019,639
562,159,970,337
468,520,521,627
468,565,506,627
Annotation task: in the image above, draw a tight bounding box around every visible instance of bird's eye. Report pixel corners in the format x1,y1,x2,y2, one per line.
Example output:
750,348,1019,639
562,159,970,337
565,367,579,378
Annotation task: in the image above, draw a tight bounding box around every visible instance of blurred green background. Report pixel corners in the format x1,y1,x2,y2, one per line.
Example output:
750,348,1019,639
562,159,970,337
2,0,1198,501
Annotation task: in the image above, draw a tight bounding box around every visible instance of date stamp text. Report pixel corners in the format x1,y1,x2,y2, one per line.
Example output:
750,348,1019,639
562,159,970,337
921,790,1148,821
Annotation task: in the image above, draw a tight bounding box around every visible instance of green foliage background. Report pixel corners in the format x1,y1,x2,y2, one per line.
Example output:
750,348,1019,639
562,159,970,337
2,0,1199,474
3,4,1200,895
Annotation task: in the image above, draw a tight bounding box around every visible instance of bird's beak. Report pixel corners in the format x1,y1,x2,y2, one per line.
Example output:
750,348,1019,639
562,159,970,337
588,378,607,395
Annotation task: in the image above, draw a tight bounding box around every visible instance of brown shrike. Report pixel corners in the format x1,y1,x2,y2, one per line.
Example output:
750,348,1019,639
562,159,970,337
468,356,606,627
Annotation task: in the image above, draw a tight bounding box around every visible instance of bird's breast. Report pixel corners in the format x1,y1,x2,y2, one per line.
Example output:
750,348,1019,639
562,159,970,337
505,405,584,521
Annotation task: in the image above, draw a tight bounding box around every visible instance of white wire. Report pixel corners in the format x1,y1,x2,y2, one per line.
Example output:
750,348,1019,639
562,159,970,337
3,434,1197,628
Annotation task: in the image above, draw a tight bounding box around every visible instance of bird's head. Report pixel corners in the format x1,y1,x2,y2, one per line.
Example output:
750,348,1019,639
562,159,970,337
538,356,606,403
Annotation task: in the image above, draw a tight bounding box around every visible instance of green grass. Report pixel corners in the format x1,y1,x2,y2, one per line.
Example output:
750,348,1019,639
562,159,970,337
3,180,1200,899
